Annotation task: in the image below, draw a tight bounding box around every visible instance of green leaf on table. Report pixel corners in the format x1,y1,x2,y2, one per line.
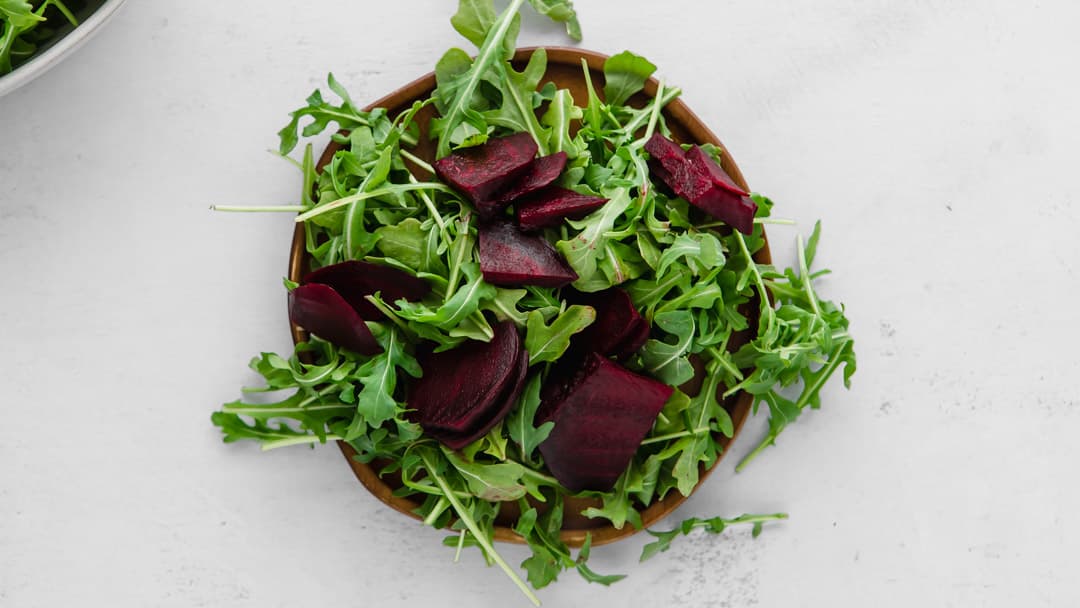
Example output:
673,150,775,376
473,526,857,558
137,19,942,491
526,0,582,41
640,513,788,562
574,534,627,585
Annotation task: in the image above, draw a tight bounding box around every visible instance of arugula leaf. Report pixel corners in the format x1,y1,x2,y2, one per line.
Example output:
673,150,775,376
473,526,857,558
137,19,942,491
349,327,420,429
444,449,527,501
395,262,496,332
556,186,632,291
541,88,585,158
506,375,554,464
524,305,595,365
526,0,581,41
487,48,551,154
602,50,657,106
374,218,426,270
278,76,375,155
574,534,627,585
639,310,695,386
640,513,788,562
581,469,642,530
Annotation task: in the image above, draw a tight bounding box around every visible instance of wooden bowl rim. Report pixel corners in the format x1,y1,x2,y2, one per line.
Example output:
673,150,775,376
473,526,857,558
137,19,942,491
287,46,772,548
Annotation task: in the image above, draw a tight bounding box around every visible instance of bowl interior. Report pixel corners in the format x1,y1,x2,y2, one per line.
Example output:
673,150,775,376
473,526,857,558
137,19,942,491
0,0,123,98
288,47,772,547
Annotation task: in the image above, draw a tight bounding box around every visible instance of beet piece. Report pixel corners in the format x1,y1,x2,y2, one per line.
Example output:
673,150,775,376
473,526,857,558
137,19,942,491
302,260,430,320
479,221,578,287
690,185,758,236
685,146,749,197
434,133,538,208
644,132,686,177
489,151,568,208
410,321,527,449
421,321,522,433
427,350,530,450
570,288,648,359
645,133,758,235
537,353,674,492
288,283,380,355
515,186,609,231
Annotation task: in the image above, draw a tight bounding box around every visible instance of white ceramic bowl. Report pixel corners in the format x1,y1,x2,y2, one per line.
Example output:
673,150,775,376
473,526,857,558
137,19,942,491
0,0,126,98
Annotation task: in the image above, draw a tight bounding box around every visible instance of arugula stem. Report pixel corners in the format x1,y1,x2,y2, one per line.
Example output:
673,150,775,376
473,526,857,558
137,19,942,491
47,0,78,26
424,497,451,527
436,0,528,157
642,79,665,144
364,297,413,335
797,233,822,317
454,529,467,562
401,149,435,175
210,205,307,213
260,434,341,451
420,451,541,606
734,339,853,472
294,183,453,223
221,404,353,415
640,427,711,445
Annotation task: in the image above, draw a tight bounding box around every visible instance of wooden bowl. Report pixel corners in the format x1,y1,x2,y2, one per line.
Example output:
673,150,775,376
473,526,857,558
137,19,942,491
288,47,772,548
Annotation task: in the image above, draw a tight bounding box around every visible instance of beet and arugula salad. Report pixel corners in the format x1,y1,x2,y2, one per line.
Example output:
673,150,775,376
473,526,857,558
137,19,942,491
212,0,856,603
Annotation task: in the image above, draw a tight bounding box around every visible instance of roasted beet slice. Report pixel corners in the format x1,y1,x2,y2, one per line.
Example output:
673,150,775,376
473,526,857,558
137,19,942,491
569,287,648,359
427,351,529,450
537,353,674,492
644,132,686,177
515,186,608,231
489,151,568,209
685,146,749,197
410,321,527,449
479,221,578,287
645,133,758,235
434,133,538,209
611,316,650,359
302,260,430,320
288,283,380,355
688,184,758,236
421,321,522,433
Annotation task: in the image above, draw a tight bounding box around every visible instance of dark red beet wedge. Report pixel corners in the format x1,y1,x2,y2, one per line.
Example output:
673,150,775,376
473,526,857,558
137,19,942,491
479,221,578,288
611,316,651,360
488,151,568,211
685,145,749,198
288,283,380,355
570,288,649,359
644,133,758,235
302,260,430,320
428,350,529,450
434,133,538,210
515,186,608,231
421,321,522,433
410,321,528,449
537,353,674,492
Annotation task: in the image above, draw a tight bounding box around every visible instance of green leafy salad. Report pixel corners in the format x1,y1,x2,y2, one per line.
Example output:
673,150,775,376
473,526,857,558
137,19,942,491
0,0,82,75
212,0,856,603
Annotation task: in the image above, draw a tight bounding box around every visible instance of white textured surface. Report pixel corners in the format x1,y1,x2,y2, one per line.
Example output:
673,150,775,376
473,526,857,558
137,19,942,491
2,1,1079,606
